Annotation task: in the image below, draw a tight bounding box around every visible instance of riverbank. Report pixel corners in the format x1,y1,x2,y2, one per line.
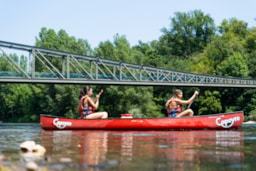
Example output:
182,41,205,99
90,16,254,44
243,120,256,124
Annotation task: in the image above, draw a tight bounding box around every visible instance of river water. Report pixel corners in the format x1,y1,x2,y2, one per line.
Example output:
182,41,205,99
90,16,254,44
0,123,256,171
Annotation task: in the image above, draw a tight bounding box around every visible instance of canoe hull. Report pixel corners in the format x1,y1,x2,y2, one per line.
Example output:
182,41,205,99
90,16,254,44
40,111,244,130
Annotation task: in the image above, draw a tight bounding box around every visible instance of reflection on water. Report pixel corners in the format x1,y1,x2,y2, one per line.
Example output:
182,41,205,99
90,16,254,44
1,124,256,170
40,130,245,171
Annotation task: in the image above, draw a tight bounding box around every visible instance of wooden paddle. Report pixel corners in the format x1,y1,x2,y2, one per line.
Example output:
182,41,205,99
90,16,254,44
98,89,104,96
187,100,193,109
94,90,104,102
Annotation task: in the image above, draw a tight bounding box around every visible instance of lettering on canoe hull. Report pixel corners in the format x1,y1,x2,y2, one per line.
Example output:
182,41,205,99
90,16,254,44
131,120,144,123
215,116,240,128
53,118,72,129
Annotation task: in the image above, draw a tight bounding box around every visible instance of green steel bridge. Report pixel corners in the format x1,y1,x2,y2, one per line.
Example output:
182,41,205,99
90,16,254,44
0,40,255,87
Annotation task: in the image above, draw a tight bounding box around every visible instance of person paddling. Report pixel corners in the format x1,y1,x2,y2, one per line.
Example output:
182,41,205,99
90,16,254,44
78,86,108,119
166,89,199,118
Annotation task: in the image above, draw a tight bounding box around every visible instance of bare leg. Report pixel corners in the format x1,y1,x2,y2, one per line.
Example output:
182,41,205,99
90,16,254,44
176,109,194,117
101,112,108,118
85,111,108,119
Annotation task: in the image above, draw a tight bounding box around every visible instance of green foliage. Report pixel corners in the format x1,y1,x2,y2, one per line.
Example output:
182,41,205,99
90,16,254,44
5,84,33,118
219,18,248,38
132,40,166,68
191,51,214,74
36,28,92,55
95,34,139,63
248,111,256,121
128,107,144,118
241,89,256,118
113,34,133,62
216,52,249,77
101,86,162,118
198,90,222,115
247,50,256,78
35,27,92,72
246,28,256,77
245,28,256,52
95,40,115,59
160,10,215,58
53,85,80,118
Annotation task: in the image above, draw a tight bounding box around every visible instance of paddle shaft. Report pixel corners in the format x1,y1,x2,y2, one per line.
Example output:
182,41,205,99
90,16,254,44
188,96,198,109
94,90,104,102
188,91,199,109
187,101,193,109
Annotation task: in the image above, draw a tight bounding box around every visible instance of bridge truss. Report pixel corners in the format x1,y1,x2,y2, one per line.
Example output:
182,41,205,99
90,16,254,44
0,40,255,87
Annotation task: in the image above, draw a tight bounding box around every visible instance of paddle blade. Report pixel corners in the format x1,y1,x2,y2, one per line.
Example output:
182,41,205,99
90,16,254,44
99,89,104,95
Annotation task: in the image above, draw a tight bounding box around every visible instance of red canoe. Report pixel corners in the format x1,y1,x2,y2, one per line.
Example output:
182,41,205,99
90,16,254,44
40,111,244,130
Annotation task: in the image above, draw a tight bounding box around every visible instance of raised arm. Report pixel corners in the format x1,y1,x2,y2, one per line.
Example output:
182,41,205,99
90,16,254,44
87,95,100,110
176,91,199,105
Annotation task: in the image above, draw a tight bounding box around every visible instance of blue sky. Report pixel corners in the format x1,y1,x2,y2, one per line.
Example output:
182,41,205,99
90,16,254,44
1,0,255,49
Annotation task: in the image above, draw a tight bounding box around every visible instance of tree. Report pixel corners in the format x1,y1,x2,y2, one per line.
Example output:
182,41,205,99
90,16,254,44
216,52,249,77
133,40,163,67
53,84,80,118
246,28,256,78
160,10,216,58
191,31,246,76
103,86,163,118
95,40,115,59
0,84,11,121
36,28,92,55
34,27,94,118
113,34,133,62
35,27,92,73
219,18,248,38
198,90,222,115
242,89,256,121
3,84,38,121
95,34,142,64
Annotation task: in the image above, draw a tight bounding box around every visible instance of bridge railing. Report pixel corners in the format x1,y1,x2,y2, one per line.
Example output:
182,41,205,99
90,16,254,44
0,40,256,87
